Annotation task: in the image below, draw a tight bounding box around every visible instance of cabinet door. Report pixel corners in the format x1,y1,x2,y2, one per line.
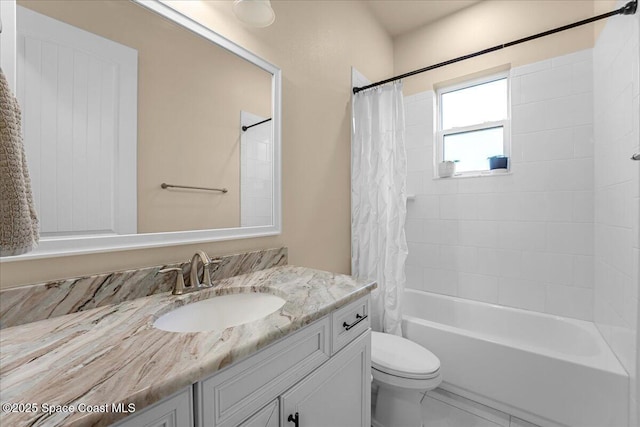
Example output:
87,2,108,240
238,399,279,427
200,317,330,427
280,330,371,427
112,387,193,427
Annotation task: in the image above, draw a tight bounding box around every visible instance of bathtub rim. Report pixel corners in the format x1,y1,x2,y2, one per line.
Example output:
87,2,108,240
402,289,627,377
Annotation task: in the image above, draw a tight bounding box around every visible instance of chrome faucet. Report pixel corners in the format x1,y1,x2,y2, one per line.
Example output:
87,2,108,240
190,250,213,288
158,251,222,295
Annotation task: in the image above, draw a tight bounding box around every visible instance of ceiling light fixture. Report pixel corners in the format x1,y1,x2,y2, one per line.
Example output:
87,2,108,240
232,0,276,28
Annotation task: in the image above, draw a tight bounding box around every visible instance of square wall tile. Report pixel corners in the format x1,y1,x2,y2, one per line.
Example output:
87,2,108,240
520,128,574,162
520,64,572,104
407,195,440,219
458,220,498,247
547,222,594,255
478,248,522,278
477,193,521,221
440,245,478,273
573,125,594,158
422,219,441,244
545,192,574,222
458,273,499,303
546,158,593,192
439,220,460,245
405,124,433,149
520,251,549,282
571,60,594,95
407,171,425,195
572,255,595,288
546,284,594,320
423,268,457,296
498,277,546,312
498,222,547,251
546,253,574,286
405,219,424,242
405,97,433,127
407,147,431,172
572,191,594,223
407,242,440,269
405,265,423,290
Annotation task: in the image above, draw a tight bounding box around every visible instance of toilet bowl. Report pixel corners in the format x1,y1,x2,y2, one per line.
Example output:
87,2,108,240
371,331,441,427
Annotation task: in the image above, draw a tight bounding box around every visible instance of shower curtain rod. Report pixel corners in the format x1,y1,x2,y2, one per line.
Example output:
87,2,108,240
242,118,272,131
352,0,637,94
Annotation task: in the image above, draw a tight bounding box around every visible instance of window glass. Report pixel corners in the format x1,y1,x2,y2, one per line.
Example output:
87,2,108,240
443,126,504,172
441,78,507,129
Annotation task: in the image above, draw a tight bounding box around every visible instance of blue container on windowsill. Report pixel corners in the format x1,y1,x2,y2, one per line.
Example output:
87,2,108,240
488,155,508,170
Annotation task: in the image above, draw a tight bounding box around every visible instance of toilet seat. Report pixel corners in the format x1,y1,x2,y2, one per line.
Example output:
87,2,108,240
371,331,440,380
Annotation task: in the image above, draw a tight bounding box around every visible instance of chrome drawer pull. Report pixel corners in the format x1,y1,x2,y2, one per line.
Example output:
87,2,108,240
343,313,367,331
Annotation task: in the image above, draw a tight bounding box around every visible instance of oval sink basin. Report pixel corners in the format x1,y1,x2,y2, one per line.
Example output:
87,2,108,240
154,293,286,333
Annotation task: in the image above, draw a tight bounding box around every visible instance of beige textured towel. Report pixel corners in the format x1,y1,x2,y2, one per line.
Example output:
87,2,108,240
0,67,39,256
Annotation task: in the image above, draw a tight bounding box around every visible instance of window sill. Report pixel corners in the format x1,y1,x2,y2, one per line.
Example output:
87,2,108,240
433,170,512,180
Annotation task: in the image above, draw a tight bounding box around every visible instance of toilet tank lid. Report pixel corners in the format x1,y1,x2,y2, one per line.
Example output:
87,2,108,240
371,331,440,376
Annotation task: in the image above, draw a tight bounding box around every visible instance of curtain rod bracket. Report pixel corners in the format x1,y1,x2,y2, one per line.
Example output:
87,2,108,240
622,0,637,15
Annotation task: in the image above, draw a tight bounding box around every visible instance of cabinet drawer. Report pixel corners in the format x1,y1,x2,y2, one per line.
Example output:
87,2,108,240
200,317,330,427
331,296,370,354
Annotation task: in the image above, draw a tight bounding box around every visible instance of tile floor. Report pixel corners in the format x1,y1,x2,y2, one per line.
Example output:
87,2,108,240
373,387,543,427
421,389,540,427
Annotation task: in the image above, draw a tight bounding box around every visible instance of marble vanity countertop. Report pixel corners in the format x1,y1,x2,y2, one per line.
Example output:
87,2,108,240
0,266,376,427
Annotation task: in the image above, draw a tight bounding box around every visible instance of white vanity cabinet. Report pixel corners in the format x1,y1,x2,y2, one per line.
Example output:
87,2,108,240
199,295,371,427
112,387,193,427
280,331,370,427
199,317,332,427
113,296,370,427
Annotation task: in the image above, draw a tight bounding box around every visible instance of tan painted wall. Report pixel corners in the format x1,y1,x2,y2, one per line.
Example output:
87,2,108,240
17,0,272,233
394,0,607,95
1,0,393,288
3,0,611,289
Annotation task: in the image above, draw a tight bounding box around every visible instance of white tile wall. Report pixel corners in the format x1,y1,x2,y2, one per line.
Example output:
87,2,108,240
403,49,596,321
593,2,640,425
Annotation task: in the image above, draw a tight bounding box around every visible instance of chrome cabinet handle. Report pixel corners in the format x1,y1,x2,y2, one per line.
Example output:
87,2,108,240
343,313,367,331
631,153,640,161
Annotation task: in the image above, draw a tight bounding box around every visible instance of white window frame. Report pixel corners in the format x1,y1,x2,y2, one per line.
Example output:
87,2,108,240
436,71,511,176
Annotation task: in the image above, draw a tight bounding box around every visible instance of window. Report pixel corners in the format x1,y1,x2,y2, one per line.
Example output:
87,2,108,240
437,73,510,175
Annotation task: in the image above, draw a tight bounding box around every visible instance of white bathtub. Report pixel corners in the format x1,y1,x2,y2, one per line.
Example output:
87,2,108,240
402,289,628,427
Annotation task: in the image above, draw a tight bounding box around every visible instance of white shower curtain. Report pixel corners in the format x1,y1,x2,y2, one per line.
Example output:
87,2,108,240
352,81,408,336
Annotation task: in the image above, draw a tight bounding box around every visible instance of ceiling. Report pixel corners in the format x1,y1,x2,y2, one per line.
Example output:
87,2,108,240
365,0,482,38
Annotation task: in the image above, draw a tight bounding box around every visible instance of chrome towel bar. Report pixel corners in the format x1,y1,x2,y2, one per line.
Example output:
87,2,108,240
161,183,228,193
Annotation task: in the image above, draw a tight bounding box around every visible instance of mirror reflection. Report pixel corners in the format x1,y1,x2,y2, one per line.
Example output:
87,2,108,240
16,0,274,238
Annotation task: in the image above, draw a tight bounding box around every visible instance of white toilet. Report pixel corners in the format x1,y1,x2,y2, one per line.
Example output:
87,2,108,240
371,331,442,427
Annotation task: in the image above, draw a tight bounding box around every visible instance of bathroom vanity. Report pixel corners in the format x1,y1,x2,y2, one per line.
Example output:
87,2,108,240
0,264,375,427
117,296,371,427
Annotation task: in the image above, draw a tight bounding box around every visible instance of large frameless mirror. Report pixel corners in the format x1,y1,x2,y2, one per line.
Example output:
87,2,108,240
0,0,282,261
